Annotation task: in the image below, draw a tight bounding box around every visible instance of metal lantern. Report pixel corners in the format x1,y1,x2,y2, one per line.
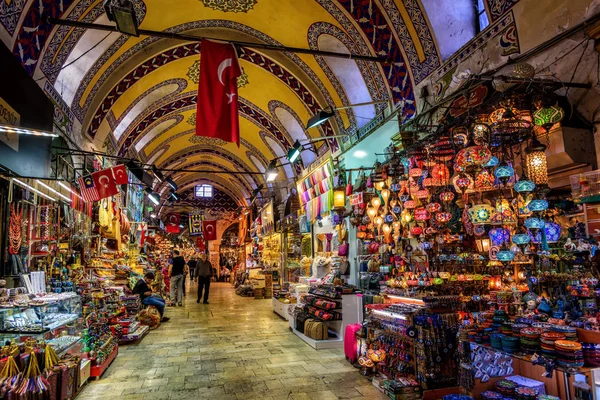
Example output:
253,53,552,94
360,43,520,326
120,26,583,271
533,105,564,132
525,137,548,186
475,237,491,253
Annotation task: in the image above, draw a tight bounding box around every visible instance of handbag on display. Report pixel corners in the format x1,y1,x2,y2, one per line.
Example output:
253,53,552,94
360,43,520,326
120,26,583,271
295,312,311,333
346,170,353,196
338,242,349,257
304,320,328,340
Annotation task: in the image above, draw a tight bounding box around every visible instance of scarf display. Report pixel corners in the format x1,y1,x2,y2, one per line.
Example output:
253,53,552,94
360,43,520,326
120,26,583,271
297,163,334,222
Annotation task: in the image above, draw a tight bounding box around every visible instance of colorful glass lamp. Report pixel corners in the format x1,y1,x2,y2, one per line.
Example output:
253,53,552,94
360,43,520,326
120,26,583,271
533,105,564,132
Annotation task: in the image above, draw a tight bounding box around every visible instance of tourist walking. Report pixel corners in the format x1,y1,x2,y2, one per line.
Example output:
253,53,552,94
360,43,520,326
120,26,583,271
195,253,213,304
169,250,186,306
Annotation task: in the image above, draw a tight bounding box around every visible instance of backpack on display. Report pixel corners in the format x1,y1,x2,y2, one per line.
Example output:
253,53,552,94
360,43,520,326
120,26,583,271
304,320,328,340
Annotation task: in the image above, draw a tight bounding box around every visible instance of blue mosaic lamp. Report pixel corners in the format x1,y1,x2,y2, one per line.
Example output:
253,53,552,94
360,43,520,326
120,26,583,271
514,179,536,194
494,163,514,186
528,199,548,213
512,233,531,247
496,246,515,264
524,217,545,234
484,156,499,168
489,228,510,246
529,220,562,244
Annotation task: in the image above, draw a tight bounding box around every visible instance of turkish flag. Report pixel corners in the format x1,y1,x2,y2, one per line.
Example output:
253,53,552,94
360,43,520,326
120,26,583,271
195,39,242,146
111,164,128,185
165,213,180,233
203,220,217,241
91,169,118,199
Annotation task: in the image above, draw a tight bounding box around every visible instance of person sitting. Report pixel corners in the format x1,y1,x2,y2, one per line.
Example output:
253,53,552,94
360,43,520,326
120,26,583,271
133,272,170,322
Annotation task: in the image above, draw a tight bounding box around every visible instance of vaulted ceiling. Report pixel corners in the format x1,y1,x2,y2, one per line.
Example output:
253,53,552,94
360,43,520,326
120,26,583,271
1,0,522,210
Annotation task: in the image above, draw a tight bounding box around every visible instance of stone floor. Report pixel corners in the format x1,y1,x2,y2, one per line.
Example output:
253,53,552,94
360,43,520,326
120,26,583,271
77,282,387,400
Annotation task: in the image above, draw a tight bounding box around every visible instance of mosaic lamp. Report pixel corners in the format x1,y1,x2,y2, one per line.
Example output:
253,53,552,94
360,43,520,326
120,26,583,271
431,163,450,185
525,137,548,186
409,167,423,178
454,173,474,194
439,190,455,203
524,217,545,234
489,228,510,246
403,199,417,209
426,202,442,213
484,156,499,168
454,144,492,173
436,212,452,224
494,162,515,186
514,179,536,194
416,188,431,200
496,244,515,265
534,105,564,132
468,203,495,224
529,220,562,244
528,199,548,213
512,233,531,250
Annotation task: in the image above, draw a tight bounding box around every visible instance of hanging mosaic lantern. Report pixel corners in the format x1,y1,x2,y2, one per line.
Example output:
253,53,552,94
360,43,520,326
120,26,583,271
475,169,496,191
472,116,490,146
423,177,434,188
438,191,453,204
431,163,450,185
528,199,548,213
452,126,469,148
488,100,532,146
403,199,417,209
533,105,564,132
411,226,423,236
496,246,515,264
525,137,548,186
489,228,510,246
414,208,430,221
415,189,430,199
512,233,531,247
468,203,495,224
484,156,499,168
473,224,486,237
454,145,492,173
514,179,536,194
524,217,545,234
409,168,423,178
454,174,474,194
436,212,452,224
426,202,442,213
494,162,515,186
529,220,562,244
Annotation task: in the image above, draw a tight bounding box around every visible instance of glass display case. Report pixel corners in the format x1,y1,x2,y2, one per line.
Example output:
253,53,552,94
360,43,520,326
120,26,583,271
0,294,82,353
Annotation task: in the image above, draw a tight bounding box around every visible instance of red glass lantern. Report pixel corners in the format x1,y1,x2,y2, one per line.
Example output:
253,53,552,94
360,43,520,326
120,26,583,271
411,226,423,236
415,189,430,199
431,163,450,185
436,212,452,223
439,191,455,203
403,200,417,209
409,168,423,178
426,202,441,213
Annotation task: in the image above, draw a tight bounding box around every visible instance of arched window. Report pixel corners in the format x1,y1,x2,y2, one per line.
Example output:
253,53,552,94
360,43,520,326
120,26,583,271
421,0,489,60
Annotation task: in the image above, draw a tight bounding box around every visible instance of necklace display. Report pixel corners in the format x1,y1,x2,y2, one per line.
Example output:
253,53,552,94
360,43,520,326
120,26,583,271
9,203,23,255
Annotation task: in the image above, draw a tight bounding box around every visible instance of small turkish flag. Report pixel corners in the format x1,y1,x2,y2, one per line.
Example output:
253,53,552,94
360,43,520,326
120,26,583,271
203,220,217,241
195,39,242,146
165,213,180,233
111,164,128,185
91,168,118,199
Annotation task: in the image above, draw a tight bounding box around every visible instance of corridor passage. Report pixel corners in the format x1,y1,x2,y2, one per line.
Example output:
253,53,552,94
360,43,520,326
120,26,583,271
78,283,386,400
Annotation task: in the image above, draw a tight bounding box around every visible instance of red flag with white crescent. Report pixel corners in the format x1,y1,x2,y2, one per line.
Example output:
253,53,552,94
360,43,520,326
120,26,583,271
166,213,180,233
91,168,118,199
203,220,217,241
195,39,242,146
111,164,128,185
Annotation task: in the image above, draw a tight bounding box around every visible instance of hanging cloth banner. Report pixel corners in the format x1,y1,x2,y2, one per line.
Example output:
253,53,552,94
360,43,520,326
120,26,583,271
203,220,217,241
189,213,204,236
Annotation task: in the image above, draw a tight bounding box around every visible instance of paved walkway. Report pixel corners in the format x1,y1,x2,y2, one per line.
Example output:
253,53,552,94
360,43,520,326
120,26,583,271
77,282,386,400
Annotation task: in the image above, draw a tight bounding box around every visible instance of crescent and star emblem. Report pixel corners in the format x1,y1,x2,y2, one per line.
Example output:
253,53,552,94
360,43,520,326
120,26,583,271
217,58,236,104
98,175,110,188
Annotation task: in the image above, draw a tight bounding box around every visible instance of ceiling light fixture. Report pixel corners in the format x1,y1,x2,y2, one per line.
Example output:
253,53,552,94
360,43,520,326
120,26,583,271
0,124,58,138
144,187,160,206
166,178,178,191
287,140,303,163
35,180,72,202
266,160,278,182
152,165,164,182
150,212,157,218
57,181,83,199
103,0,139,36
13,179,56,202
305,100,389,129
169,189,180,202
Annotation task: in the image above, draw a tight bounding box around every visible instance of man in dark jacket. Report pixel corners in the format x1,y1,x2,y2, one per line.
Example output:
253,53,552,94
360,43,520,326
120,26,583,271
187,256,197,280
133,272,169,322
194,253,213,304
169,250,186,306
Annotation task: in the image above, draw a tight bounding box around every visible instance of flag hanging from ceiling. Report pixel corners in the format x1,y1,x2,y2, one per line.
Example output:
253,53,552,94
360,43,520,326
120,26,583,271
189,213,203,236
195,39,242,146
77,175,100,202
111,164,129,185
165,213,180,234
203,220,217,241
91,168,119,199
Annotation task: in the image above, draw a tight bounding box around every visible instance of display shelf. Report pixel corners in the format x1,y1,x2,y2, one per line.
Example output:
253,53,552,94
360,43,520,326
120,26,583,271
90,345,119,379
0,313,79,334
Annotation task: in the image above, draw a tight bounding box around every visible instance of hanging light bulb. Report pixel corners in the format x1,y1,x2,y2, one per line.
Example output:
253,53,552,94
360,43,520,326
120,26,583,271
393,221,401,231
374,216,384,228
380,185,390,206
382,223,391,235
367,207,377,222
371,197,382,210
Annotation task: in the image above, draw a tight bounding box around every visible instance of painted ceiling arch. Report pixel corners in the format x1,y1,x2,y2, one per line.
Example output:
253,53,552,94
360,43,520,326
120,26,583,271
1,0,514,214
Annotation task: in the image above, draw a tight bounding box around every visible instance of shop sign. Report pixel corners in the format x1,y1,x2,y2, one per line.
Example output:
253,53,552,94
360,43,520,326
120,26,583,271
0,96,20,151
350,192,363,205
449,85,488,118
43,81,75,137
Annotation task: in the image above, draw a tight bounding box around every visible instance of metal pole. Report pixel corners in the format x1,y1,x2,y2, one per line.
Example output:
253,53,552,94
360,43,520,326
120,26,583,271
334,100,390,110
47,18,387,63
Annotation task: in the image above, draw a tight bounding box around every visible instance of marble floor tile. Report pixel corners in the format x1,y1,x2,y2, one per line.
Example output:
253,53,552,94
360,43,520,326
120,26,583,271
77,283,387,400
